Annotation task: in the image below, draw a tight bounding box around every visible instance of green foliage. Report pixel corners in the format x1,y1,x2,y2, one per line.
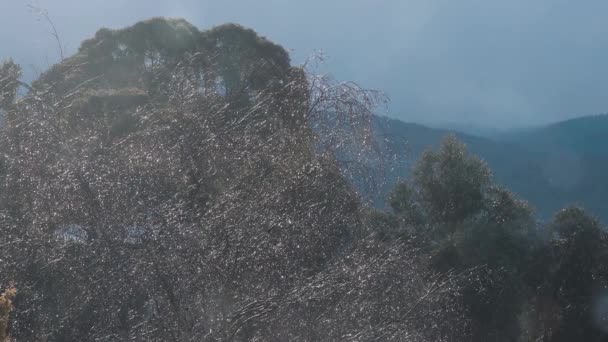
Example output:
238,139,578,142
4,14,606,342
386,135,535,341
200,23,291,98
388,181,424,225
552,206,602,240
33,18,292,104
372,116,608,223
0,59,21,111
412,134,491,225
0,17,465,342
386,134,608,341
525,207,608,341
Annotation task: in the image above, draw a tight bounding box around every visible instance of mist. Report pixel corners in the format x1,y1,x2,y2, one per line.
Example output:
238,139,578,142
3,3,608,340
2,0,608,128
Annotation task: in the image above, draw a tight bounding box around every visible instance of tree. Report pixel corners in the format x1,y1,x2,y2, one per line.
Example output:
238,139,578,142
526,207,608,341
385,135,535,341
0,59,21,112
413,135,491,226
0,17,463,341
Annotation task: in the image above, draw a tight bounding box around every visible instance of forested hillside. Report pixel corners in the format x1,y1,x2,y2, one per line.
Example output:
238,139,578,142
372,116,608,221
0,17,607,342
499,114,608,156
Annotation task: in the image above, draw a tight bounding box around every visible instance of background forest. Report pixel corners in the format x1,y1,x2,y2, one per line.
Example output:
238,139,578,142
0,18,607,342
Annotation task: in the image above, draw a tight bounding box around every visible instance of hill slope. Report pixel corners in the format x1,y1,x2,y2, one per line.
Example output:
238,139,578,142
498,113,608,156
374,116,608,221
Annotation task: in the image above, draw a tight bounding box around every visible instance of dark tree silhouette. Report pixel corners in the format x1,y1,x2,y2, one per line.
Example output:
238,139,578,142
0,18,466,341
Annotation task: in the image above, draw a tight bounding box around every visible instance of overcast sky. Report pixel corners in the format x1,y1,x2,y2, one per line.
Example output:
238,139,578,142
1,0,608,128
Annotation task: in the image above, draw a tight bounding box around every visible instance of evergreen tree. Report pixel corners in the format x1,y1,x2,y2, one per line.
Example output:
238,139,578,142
527,207,608,341
385,135,535,341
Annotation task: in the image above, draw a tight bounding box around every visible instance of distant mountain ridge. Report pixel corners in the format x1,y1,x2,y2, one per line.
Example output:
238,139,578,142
372,114,608,222
497,113,608,155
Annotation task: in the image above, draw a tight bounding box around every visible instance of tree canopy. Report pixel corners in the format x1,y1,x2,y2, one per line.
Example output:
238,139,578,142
0,18,465,341
1,16,606,342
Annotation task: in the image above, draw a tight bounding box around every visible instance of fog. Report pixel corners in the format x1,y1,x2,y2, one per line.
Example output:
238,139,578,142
2,0,608,129
2,2,608,340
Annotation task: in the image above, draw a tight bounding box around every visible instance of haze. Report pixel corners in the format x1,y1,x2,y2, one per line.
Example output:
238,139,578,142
1,0,607,129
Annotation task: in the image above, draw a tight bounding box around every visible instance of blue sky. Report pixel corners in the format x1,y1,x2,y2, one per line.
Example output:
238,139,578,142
1,0,608,128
